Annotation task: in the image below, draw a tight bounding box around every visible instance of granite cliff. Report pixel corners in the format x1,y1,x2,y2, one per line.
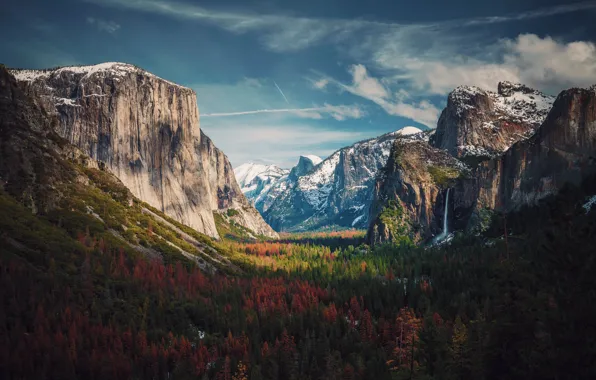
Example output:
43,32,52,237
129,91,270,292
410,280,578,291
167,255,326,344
431,82,554,160
10,63,277,239
369,82,596,245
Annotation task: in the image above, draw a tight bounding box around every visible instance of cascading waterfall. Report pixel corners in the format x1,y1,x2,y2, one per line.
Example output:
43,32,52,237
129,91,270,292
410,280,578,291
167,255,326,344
434,188,451,244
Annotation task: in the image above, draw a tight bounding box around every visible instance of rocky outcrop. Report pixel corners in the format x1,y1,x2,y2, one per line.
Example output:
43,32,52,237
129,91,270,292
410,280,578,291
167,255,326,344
431,82,554,160
288,155,321,181
368,83,596,246
10,63,277,239
474,86,596,215
263,131,402,231
199,131,279,238
368,134,466,245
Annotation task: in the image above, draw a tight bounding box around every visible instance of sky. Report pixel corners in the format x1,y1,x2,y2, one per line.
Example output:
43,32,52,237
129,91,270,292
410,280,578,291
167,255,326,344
1,0,596,168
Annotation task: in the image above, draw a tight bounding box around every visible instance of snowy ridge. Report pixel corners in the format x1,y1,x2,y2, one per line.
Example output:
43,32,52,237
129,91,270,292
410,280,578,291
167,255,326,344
451,82,555,126
297,131,399,211
10,62,189,90
302,155,323,166
397,126,423,136
234,163,287,190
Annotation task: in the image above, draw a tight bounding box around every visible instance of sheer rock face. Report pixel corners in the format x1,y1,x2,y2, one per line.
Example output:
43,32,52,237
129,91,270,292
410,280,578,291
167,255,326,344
368,84,596,245
475,87,596,214
431,82,554,159
367,136,465,245
10,63,277,239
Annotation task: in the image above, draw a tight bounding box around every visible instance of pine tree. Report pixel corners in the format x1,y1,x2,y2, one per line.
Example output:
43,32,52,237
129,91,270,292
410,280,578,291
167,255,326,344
447,316,470,380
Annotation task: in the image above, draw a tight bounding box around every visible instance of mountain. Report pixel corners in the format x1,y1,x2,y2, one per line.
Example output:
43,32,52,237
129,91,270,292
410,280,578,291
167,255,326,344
430,81,554,160
368,133,466,245
473,85,596,215
287,155,322,180
263,131,405,231
0,64,242,273
369,82,596,245
234,162,290,213
9,62,277,239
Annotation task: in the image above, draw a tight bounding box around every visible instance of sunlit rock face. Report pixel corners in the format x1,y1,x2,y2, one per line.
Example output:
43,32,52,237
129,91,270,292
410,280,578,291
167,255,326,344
11,63,278,239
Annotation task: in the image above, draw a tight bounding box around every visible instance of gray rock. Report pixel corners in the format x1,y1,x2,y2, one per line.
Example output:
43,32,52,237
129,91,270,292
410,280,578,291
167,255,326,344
10,63,277,239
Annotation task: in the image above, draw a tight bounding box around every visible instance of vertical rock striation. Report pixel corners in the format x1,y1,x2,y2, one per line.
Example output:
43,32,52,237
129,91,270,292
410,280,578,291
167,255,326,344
10,63,277,239
475,86,596,213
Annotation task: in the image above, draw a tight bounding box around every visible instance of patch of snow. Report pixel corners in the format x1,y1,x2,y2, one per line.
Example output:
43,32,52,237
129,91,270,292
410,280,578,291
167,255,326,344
458,144,491,157
302,155,323,166
397,126,423,136
55,97,80,107
583,195,596,214
10,62,189,89
352,214,364,227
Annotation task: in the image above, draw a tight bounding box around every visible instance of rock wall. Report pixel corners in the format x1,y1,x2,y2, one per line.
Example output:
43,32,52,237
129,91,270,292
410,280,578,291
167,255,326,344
10,63,277,239
431,82,554,159
475,87,596,214
368,136,465,245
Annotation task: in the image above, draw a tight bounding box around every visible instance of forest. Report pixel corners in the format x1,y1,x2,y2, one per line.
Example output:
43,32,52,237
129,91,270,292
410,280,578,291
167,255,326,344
1,173,596,380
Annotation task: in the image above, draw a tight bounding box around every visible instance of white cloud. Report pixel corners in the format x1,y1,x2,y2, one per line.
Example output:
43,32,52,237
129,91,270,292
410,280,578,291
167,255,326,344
372,34,596,96
503,34,596,93
202,103,365,121
85,0,596,53
241,77,263,88
319,64,440,127
312,78,329,89
86,17,120,34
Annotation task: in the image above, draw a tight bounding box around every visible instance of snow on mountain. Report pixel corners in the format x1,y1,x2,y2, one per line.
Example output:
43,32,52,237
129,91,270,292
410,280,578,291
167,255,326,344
264,131,400,231
302,155,323,166
234,163,287,189
10,62,187,89
234,163,289,209
397,126,423,136
433,81,556,158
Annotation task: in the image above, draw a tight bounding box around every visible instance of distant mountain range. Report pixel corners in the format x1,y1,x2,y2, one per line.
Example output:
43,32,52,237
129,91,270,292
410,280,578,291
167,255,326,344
235,126,424,232
237,80,596,246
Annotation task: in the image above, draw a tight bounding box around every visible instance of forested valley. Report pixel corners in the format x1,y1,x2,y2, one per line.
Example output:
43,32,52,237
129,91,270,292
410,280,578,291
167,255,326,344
2,172,595,380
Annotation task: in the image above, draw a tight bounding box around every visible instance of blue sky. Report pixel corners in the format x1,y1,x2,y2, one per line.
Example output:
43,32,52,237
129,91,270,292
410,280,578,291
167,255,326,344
2,0,596,168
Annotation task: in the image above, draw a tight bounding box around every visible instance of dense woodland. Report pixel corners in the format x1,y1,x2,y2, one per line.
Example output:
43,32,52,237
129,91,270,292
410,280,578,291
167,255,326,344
2,172,596,379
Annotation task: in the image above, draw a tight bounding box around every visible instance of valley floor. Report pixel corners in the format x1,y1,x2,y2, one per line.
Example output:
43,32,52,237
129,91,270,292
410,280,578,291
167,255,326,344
1,178,596,379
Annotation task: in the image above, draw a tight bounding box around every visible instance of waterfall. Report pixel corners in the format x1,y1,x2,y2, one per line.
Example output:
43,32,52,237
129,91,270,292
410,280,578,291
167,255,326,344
434,188,451,244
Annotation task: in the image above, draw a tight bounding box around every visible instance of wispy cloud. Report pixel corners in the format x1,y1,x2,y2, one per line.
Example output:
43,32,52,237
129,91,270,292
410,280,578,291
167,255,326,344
86,17,120,34
85,0,596,97
461,1,596,26
273,81,289,104
316,64,440,127
84,0,596,51
202,104,365,121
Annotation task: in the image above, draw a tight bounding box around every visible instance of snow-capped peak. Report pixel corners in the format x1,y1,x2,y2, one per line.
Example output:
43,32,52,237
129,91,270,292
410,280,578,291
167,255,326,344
397,126,423,136
10,62,188,89
234,163,287,189
449,82,554,126
301,155,322,166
